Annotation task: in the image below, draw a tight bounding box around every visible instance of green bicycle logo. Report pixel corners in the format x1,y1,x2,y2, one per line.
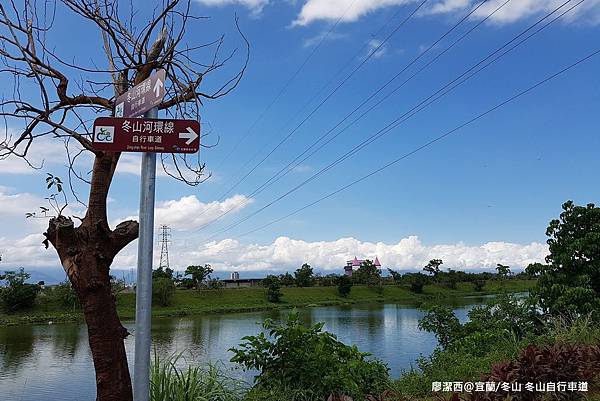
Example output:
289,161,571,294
95,126,114,143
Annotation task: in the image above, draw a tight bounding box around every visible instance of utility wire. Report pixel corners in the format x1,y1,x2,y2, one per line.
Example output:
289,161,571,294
212,0,360,172
251,0,509,198
194,0,428,224
201,0,583,238
192,0,494,232
234,46,600,238
213,2,421,192
212,0,431,202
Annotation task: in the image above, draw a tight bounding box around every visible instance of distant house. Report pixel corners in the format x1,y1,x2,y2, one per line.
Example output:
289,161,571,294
221,276,262,288
344,256,382,277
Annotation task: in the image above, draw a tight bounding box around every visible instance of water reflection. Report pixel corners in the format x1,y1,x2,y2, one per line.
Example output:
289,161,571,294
50,324,85,360
0,324,35,371
1,302,478,401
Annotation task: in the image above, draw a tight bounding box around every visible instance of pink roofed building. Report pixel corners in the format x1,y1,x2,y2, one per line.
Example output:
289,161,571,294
344,256,382,277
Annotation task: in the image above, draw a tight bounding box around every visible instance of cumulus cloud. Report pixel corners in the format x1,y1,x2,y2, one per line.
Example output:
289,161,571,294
4,230,548,273
121,194,254,231
143,235,547,272
0,187,43,218
292,0,600,26
482,0,600,24
0,234,59,268
0,137,72,175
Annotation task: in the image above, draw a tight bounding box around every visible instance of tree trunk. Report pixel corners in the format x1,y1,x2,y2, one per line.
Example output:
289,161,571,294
79,254,132,401
44,152,139,401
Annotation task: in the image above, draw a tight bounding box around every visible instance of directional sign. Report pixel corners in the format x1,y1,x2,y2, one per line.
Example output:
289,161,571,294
92,117,200,153
114,69,166,118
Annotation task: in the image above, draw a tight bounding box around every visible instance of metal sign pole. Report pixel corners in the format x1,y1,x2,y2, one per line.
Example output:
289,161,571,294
133,105,158,401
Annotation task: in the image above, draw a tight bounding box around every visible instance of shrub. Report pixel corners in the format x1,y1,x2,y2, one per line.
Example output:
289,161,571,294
405,273,428,294
152,277,175,306
336,275,353,298
0,268,41,312
51,280,79,309
483,343,600,401
418,305,462,349
230,310,389,400
207,278,224,290
472,280,485,292
262,275,282,303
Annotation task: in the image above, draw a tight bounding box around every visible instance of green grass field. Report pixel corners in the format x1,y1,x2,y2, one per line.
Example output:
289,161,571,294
0,279,536,326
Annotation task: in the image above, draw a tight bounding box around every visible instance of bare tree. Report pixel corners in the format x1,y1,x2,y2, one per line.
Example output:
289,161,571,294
0,1,248,400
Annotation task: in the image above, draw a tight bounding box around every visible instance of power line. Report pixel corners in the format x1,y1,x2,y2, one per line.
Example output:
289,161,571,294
234,46,600,238
212,0,431,202
251,0,510,198
192,0,489,232
211,0,360,172
201,0,583,239
213,2,421,193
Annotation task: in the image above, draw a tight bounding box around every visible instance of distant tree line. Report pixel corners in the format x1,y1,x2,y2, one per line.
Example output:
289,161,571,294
259,256,529,303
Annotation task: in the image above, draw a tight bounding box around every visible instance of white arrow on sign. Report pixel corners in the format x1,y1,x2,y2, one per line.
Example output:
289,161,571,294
153,78,164,98
179,127,198,145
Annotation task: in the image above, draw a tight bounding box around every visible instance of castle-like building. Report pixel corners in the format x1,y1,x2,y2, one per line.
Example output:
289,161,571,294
344,256,381,277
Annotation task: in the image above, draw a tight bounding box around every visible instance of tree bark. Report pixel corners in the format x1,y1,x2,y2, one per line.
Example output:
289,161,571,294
44,152,138,401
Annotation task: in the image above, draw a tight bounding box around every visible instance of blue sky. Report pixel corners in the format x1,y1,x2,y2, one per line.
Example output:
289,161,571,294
1,0,600,275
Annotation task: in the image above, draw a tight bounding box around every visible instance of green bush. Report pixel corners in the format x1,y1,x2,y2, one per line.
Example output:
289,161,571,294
0,268,41,312
262,275,282,303
336,275,352,298
418,305,462,349
472,280,485,292
50,280,79,309
207,278,224,290
153,277,175,306
230,310,389,400
405,273,428,293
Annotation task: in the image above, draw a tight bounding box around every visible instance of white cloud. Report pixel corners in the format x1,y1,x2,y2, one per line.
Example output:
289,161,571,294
0,187,43,217
0,233,59,268
291,164,314,173
302,31,347,48
0,187,62,234
428,0,470,14
152,235,547,272
3,231,548,273
294,0,413,26
121,194,254,231
428,0,600,24
292,0,600,26
365,39,388,59
0,137,71,175
195,0,270,15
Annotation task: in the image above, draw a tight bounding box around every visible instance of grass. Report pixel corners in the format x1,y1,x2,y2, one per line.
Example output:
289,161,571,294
0,279,536,326
150,353,245,401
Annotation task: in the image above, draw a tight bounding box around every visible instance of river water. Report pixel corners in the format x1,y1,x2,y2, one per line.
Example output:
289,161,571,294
0,301,482,401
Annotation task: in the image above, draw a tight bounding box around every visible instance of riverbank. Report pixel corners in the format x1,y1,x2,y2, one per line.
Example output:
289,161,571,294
0,279,535,326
